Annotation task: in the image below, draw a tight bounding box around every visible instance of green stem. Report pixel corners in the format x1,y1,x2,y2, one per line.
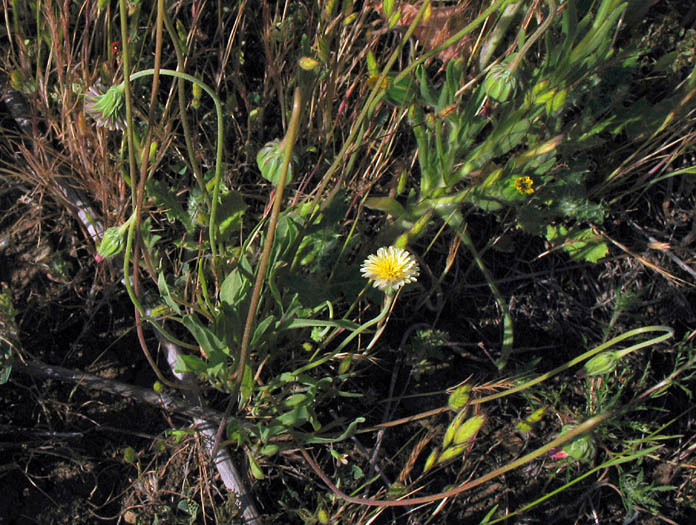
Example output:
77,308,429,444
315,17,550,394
128,68,224,264
121,209,199,352
208,88,304,460
508,0,557,74
118,67,224,344
473,325,674,405
439,208,514,370
292,294,395,377
118,0,138,213
161,8,210,206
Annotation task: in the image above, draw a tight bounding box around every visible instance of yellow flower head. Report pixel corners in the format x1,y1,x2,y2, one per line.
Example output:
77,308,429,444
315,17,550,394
514,176,535,195
361,246,419,292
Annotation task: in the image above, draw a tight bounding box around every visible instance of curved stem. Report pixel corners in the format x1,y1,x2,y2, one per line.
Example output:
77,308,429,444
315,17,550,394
508,0,557,74
366,326,674,431
300,323,677,507
439,208,514,370
292,293,395,377
474,325,674,404
162,7,210,206
128,68,224,265
301,411,610,507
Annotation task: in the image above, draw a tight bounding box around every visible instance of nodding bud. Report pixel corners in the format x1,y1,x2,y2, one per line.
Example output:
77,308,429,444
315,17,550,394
580,351,619,377
97,225,126,259
483,63,518,102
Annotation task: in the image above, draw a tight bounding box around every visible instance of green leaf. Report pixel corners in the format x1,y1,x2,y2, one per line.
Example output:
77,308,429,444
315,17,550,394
220,256,253,308
0,365,11,385
388,10,401,29
216,190,247,241
251,315,276,349
300,417,366,444
260,443,280,456
275,405,311,427
385,74,416,106
175,354,207,374
417,65,438,107
286,318,360,331
182,314,228,365
157,273,182,315
247,450,265,479
146,178,191,230
283,393,310,408
241,363,254,402
364,196,408,218
545,225,608,263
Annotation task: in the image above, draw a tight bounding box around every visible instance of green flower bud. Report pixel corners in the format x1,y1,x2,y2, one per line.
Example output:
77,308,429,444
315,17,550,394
437,443,468,464
516,407,547,433
124,447,137,463
442,407,470,449
583,351,619,377
317,507,330,524
483,63,517,102
97,225,126,259
191,82,202,109
388,482,407,496
453,414,485,444
338,355,352,375
549,88,567,113
448,384,471,411
257,138,293,184
84,83,125,130
298,56,321,71
343,12,359,25
560,425,595,461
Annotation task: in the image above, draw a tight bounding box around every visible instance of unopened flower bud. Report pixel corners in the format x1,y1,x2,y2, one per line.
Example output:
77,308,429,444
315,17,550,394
483,63,517,102
583,351,619,377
